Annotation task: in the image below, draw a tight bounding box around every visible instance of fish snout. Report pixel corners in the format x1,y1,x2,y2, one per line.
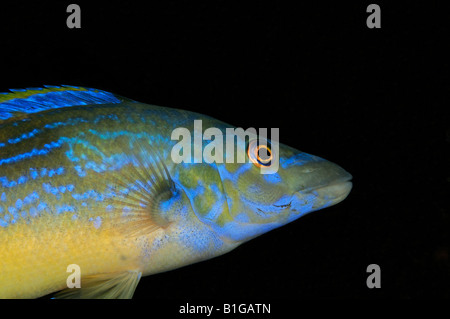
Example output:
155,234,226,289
288,160,353,216
310,179,353,207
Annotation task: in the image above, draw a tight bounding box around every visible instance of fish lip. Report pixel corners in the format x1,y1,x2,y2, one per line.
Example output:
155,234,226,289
288,177,352,219
313,175,353,191
300,174,353,194
293,174,353,208
310,179,353,206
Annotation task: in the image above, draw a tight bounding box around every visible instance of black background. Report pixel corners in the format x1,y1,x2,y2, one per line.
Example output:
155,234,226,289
0,1,448,301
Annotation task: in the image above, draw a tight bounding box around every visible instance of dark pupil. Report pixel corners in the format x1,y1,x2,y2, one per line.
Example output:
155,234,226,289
258,147,271,161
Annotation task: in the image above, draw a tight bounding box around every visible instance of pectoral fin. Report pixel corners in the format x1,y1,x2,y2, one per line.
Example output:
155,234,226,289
54,271,142,299
103,139,176,238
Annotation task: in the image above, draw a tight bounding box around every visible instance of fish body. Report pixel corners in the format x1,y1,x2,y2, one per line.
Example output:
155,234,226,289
0,86,352,298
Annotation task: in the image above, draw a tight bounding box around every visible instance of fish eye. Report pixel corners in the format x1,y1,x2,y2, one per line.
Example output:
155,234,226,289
247,140,272,167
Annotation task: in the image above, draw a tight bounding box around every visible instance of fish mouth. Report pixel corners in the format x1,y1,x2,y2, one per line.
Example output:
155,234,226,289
290,166,353,216
311,179,353,206
299,159,353,206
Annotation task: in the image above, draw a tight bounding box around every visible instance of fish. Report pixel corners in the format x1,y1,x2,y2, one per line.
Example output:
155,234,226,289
0,85,352,298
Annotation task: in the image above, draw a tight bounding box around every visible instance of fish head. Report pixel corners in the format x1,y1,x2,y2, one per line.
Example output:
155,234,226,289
170,121,352,244
207,131,353,243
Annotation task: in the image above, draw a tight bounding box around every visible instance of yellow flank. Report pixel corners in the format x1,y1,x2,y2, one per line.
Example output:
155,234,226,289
0,213,141,298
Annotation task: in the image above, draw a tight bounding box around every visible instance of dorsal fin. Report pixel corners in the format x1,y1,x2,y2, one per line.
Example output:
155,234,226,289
0,85,129,120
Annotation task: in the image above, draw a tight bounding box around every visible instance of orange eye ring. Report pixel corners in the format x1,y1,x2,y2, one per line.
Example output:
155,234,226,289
247,140,273,167
256,144,272,164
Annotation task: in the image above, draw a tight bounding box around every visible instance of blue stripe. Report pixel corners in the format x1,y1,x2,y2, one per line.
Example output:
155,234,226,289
0,87,124,120
0,140,63,166
0,114,120,149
